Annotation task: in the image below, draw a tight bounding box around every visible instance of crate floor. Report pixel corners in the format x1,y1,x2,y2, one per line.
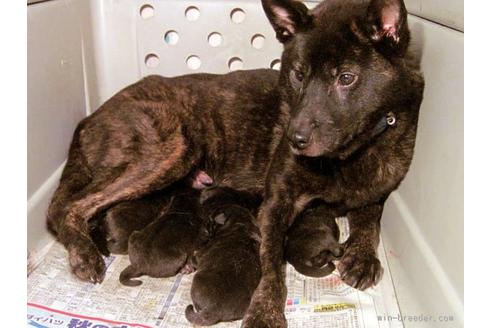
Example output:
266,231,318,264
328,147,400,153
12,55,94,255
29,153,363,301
28,225,402,328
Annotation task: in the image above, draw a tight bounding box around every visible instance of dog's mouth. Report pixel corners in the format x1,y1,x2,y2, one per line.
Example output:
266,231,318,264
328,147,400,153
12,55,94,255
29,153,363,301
289,142,325,157
289,132,348,158
288,114,386,158
289,131,363,159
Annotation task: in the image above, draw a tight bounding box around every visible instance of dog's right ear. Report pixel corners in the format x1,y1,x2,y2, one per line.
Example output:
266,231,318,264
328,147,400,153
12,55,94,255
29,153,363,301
365,0,410,56
262,0,313,43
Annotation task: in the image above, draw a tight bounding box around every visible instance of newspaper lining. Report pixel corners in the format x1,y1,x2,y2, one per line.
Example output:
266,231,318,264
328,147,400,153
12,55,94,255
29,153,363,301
27,218,402,328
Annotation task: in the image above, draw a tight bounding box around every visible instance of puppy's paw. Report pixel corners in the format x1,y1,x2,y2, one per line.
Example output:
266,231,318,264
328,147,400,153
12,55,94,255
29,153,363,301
338,245,383,290
179,263,196,274
68,239,106,283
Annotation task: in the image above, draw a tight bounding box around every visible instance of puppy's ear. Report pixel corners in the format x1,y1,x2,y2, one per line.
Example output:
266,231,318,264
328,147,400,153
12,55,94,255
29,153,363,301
366,0,410,56
262,0,313,43
213,213,227,225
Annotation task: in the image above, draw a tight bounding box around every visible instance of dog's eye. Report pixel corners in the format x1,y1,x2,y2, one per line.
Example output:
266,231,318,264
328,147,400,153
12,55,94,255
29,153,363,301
338,73,357,86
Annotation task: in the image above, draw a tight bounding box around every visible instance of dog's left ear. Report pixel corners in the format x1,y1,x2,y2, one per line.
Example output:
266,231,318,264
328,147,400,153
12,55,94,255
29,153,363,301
366,0,410,56
262,0,313,43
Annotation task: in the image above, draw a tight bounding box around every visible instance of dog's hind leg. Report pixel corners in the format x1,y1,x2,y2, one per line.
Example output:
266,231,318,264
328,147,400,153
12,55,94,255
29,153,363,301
47,125,92,237
88,213,110,257
58,132,201,283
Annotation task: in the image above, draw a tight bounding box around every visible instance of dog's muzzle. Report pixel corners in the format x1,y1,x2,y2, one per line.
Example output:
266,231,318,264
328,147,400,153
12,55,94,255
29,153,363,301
290,132,312,150
287,123,313,150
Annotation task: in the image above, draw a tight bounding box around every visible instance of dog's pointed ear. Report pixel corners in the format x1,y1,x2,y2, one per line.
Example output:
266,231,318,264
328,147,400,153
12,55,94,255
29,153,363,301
262,0,313,43
366,0,410,56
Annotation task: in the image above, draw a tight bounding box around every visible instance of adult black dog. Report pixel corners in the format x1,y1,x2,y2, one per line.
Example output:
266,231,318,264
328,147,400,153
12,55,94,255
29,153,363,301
46,0,423,326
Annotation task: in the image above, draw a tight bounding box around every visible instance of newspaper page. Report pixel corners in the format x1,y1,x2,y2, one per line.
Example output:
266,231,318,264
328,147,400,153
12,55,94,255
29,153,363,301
27,218,402,328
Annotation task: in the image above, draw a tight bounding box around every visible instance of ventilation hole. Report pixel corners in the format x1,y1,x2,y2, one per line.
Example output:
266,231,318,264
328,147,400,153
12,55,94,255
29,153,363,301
140,4,154,19
270,59,281,70
185,6,200,21
228,57,244,71
230,8,245,24
208,32,223,47
251,34,265,49
145,54,160,68
187,55,201,70
164,30,179,45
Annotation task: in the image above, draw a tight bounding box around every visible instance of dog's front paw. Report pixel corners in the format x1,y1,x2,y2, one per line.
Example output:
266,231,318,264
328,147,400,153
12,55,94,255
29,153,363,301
338,243,383,290
241,301,287,328
242,312,286,328
68,238,106,283
241,280,287,328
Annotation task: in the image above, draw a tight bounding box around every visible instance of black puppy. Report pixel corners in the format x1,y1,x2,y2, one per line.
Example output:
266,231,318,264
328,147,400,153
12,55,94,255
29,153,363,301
285,203,343,277
119,188,205,286
90,170,213,255
89,191,171,256
185,187,262,326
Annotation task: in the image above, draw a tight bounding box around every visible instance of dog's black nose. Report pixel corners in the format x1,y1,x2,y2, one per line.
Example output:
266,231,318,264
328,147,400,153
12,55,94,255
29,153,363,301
293,133,310,149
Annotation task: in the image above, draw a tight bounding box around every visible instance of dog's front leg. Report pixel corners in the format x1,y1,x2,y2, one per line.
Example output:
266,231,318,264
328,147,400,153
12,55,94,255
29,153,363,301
338,202,384,290
241,197,295,328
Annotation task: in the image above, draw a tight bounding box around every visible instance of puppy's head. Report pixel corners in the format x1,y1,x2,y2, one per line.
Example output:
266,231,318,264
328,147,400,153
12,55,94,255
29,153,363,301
200,187,257,232
263,0,413,158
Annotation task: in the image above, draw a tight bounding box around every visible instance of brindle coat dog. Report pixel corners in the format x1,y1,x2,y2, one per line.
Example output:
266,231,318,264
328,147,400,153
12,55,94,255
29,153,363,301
46,0,423,326
46,70,282,283
242,1,423,326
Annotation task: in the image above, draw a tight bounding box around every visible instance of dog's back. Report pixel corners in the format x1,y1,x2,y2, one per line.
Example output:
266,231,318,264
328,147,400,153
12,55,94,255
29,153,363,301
79,69,283,193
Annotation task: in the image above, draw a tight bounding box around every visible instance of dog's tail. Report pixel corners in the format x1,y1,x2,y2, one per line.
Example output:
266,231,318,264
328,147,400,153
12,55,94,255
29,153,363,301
185,304,218,326
288,258,336,278
119,265,143,286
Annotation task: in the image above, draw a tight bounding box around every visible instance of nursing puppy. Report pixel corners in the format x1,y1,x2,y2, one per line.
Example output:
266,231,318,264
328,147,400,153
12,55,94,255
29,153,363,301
285,203,343,277
90,170,213,255
185,187,262,326
89,190,171,255
119,188,205,286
